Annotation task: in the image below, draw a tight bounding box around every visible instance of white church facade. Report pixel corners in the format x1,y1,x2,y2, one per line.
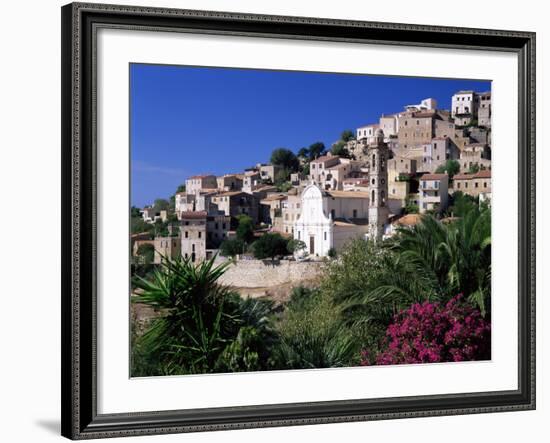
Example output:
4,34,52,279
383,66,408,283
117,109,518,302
293,185,371,256
293,129,394,257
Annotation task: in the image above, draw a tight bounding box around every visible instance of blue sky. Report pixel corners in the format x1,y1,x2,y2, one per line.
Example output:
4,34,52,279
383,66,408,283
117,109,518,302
130,64,490,207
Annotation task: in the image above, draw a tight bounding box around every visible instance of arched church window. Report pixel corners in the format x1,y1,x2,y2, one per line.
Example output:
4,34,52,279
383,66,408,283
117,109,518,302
372,154,376,169
371,189,375,205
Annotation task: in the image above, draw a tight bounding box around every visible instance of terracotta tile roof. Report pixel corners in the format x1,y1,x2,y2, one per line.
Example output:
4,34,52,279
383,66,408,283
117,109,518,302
311,154,340,164
253,185,278,192
393,213,422,227
474,170,491,179
180,211,207,219
453,173,472,180
333,218,369,227
454,170,491,180
420,173,448,181
187,174,215,180
217,191,246,197
343,178,369,184
327,190,370,199
260,194,287,202
413,110,437,118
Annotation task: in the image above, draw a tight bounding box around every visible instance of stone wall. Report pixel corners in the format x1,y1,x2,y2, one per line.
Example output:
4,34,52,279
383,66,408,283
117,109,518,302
216,258,325,289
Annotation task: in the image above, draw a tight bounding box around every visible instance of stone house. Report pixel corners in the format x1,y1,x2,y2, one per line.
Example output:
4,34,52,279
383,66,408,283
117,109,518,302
309,154,362,191
259,193,287,226
174,192,195,217
257,163,282,183
342,178,370,192
180,211,231,263
210,191,259,225
185,174,217,195
217,174,243,192
451,90,479,126
153,236,181,264
422,137,460,173
356,123,379,140
452,170,492,198
419,173,449,214
379,114,399,137
460,143,491,171
478,92,492,127
242,171,262,194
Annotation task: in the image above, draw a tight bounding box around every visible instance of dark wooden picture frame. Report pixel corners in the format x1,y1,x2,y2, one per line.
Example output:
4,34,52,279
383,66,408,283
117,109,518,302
61,2,536,439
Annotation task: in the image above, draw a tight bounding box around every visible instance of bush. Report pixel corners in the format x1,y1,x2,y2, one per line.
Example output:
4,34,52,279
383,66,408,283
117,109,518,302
361,295,491,366
273,288,359,369
220,238,245,257
251,233,289,260
135,243,155,265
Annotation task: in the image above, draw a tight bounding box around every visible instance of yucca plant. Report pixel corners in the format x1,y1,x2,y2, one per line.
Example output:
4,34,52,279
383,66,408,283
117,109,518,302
131,255,242,375
131,255,281,376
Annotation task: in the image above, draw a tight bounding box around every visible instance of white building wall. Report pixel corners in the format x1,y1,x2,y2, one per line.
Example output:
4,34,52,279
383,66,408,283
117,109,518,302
293,185,333,257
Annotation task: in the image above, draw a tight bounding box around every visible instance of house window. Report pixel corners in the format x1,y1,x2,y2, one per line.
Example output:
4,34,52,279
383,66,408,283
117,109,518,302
331,209,336,219
185,231,188,238
198,231,202,238
465,182,469,188
457,182,461,189
435,191,439,197
475,182,479,188
484,182,488,188
353,209,357,218
192,244,195,252
324,232,327,241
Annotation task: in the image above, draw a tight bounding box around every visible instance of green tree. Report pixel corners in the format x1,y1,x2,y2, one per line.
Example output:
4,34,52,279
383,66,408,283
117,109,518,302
287,239,306,255
131,206,142,218
220,238,245,257
403,198,419,214
448,191,477,217
154,219,169,237
270,148,299,172
251,233,289,260
307,142,326,160
341,129,355,142
435,159,460,178
236,214,255,244
153,198,170,212
331,140,351,158
274,168,290,186
131,217,155,235
297,147,309,159
176,184,186,193
135,243,155,265
468,162,481,174
390,207,491,315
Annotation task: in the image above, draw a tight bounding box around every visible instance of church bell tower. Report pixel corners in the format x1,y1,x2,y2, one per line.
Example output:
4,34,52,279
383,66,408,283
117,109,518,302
367,129,389,241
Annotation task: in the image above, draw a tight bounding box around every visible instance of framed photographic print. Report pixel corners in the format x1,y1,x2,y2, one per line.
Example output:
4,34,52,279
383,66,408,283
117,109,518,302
61,2,536,439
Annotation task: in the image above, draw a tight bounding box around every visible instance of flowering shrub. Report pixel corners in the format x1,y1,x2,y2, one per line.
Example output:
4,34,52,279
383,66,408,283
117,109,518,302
361,295,490,366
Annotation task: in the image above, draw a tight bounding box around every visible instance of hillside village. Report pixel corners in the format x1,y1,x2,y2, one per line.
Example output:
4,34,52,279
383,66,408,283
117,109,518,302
132,90,492,270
